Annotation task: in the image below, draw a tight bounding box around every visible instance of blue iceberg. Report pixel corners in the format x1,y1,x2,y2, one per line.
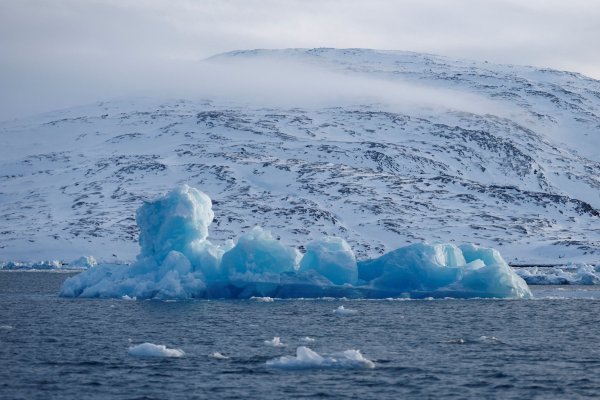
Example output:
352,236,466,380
60,185,532,300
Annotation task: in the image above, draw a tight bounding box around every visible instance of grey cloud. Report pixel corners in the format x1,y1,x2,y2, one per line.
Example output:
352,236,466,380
1,0,599,120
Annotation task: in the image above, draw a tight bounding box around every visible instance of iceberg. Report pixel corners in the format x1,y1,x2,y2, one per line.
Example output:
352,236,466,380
266,346,375,370
60,185,532,300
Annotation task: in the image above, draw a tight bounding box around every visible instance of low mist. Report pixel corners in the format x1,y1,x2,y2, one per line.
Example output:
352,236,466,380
0,51,513,121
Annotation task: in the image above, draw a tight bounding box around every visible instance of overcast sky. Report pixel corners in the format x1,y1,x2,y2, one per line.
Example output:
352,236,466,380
1,0,599,120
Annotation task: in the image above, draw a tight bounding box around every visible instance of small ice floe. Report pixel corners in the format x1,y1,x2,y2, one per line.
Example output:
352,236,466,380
209,352,229,360
333,305,358,315
266,346,375,370
128,342,185,358
300,336,315,343
442,336,503,345
443,338,466,344
0,325,14,330
264,336,286,347
121,295,137,301
476,335,504,344
251,296,274,302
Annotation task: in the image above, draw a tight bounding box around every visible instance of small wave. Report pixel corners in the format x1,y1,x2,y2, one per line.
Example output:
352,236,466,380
128,342,185,358
266,346,375,370
333,305,358,315
209,352,229,360
264,336,286,347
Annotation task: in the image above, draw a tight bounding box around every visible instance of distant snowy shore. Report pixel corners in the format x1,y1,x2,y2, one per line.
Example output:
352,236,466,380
0,256,96,271
3,256,598,287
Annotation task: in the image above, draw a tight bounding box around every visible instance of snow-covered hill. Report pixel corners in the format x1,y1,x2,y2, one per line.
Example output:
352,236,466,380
0,48,599,264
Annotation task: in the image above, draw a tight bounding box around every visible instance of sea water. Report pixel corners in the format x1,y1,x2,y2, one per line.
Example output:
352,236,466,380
2,272,600,399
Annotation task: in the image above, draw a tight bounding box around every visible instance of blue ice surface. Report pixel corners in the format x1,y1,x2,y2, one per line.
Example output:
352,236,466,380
60,185,532,300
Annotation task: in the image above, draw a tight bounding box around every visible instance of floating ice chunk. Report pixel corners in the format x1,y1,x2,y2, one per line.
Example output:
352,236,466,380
333,305,358,315
209,352,229,360
121,295,136,301
0,325,14,330
68,256,97,269
128,343,185,358
251,296,274,302
221,227,298,279
300,336,315,343
266,346,374,370
299,237,357,285
264,336,286,347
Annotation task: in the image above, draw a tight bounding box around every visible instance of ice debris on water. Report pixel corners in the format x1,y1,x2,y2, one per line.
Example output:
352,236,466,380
128,343,185,358
515,264,600,285
69,256,97,269
251,296,274,302
443,336,503,345
300,336,316,343
60,185,532,300
209,352,229,360
266,346,375,370
333,305,358,315
264,337,286,347
1,260,62,270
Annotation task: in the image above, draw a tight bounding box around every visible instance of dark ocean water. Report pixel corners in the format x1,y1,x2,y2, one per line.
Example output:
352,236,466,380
2,272,600,399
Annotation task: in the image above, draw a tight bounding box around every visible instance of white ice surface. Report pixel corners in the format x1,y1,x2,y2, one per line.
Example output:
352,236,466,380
333,305,358,315
266,346,375,370
128,343,185,358
264,337,286,348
